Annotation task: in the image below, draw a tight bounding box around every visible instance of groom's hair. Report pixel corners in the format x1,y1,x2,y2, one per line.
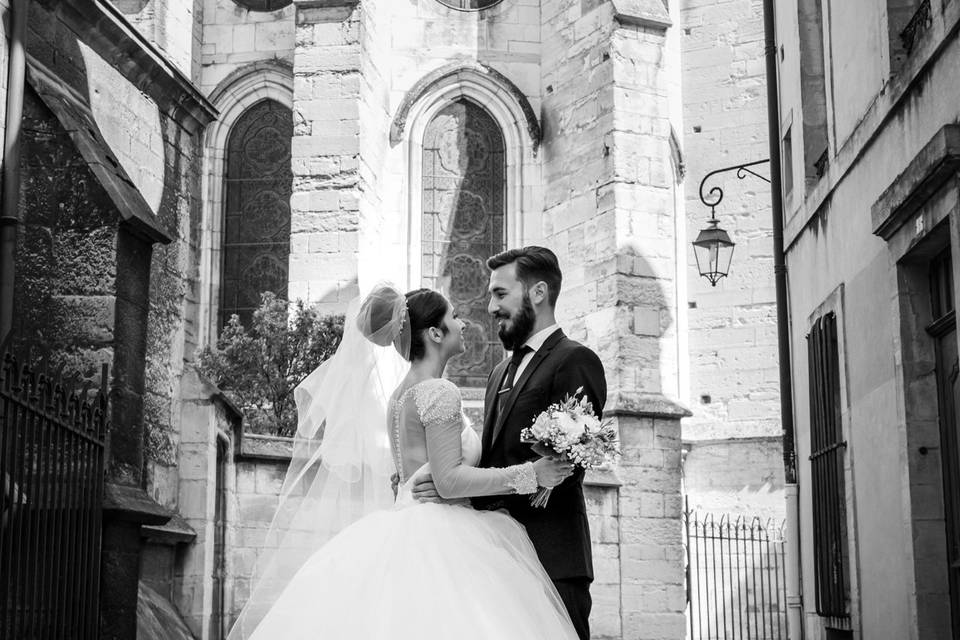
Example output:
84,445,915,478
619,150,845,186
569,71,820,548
487,246,562,307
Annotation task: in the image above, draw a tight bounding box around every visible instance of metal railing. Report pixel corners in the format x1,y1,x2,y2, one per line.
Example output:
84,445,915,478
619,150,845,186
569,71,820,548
0,338,108,639
807,313,850,619
685,503,787,640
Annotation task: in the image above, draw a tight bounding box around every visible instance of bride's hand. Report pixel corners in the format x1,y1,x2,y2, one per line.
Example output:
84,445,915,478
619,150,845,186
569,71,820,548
532,457,574,488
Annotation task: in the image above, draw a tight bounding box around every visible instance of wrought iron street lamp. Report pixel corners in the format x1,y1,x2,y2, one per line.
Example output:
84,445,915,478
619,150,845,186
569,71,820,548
693,214,735,286
694,159,770,286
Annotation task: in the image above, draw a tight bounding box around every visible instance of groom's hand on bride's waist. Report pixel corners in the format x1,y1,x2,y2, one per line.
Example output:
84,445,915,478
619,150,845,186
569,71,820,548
390,473,400,498
411,473,443,503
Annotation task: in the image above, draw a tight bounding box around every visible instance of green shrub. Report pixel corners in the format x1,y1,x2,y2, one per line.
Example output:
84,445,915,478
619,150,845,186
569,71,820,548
197,292,344,437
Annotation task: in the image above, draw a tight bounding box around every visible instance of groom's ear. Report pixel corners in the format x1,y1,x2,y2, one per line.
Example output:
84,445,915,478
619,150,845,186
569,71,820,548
530,281,548,305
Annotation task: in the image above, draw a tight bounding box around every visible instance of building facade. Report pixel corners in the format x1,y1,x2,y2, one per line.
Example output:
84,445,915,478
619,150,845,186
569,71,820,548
0,0,793,638
776,0,960,637
679,0,784,522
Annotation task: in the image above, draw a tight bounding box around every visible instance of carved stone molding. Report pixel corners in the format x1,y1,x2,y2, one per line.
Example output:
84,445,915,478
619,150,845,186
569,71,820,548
390,61,542,154
872,125,960,240
612,0,672,31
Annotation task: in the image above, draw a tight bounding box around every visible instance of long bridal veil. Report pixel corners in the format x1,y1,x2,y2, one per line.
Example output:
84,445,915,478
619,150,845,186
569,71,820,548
227,285,410,638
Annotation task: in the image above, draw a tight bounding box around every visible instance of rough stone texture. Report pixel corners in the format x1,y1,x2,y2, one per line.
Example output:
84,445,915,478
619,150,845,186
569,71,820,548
288,1,363,308
539,2,686,636
679,0,783,520
774,2,960,639
3,1,774,638
12,2,213,637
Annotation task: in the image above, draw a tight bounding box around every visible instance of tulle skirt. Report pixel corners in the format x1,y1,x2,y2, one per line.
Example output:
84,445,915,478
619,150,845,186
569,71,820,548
247,497,578,640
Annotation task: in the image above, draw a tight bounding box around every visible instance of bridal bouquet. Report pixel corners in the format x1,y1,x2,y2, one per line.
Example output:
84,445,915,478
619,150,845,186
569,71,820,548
520,387,620,508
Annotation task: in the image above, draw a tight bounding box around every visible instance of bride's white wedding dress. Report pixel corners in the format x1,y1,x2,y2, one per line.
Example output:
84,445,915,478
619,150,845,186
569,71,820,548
246,377,578,640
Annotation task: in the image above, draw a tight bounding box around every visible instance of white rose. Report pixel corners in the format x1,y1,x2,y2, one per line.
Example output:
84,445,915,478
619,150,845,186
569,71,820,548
580,414,601,433
555,412,586,440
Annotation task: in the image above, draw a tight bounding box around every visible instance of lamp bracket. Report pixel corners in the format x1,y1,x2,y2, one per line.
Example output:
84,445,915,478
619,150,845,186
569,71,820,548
698,159,771,215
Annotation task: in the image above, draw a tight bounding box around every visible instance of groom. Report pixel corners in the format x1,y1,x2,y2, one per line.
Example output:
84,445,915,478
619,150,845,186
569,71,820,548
414,246,606,640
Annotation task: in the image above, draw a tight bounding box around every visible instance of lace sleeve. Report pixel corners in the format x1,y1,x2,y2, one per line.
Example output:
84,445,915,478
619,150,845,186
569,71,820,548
415,380,538,499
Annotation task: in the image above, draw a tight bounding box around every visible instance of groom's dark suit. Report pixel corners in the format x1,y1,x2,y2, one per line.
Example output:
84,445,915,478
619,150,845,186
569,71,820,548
474,328,606,640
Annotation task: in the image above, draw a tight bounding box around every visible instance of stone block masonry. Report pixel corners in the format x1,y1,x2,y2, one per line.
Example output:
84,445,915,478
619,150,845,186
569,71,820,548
289,1,362,307
679,0,783,520
541,2,686,637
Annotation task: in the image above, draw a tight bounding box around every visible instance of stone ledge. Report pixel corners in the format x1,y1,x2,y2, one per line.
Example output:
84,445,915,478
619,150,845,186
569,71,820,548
585,467,622,487
141,512,197,546
191,368,245,426
103,482,172,526
872,124,960,240
606,391,692,419
238,432,295,462
612,0,673,31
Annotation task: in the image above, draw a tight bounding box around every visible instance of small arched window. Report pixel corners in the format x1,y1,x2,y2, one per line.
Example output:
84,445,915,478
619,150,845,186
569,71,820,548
220,100,292,329
421,99,506,387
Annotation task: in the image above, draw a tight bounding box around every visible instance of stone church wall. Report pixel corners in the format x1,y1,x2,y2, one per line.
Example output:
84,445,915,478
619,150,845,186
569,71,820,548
679,0,784,520
0,1,778,638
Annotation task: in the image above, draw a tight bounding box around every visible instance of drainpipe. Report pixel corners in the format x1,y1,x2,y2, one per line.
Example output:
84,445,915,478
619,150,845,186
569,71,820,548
0,0,27,339
761,0,803,638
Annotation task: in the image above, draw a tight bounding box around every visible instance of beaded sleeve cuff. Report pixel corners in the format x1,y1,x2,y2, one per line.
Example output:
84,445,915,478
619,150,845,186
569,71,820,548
506,462,538,495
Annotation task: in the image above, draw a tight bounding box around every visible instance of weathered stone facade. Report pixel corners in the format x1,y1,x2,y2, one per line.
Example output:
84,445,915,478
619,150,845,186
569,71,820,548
776,0,960,638
678,0,784,521
5,1,785,639
6,1,216,638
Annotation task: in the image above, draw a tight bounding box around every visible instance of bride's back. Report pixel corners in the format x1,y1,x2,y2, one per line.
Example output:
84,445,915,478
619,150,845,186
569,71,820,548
387,378,479,484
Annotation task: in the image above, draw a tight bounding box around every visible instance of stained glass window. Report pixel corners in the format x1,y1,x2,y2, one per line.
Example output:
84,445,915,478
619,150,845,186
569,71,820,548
422,100,506,387
220,100,292,329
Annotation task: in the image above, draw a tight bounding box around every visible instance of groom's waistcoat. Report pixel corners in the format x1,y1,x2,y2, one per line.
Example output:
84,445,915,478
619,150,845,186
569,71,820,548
474,329,607,582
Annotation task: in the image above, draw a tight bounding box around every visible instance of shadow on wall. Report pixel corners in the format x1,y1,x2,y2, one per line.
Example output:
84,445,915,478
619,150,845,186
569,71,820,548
13,4,194,637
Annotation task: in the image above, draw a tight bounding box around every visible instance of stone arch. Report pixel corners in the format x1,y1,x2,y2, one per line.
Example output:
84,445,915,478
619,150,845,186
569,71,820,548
198,61,293,346
390,61,541,154
389,63,541,288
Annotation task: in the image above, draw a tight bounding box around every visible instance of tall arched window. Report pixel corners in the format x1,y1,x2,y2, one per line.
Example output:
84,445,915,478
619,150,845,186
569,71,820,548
422,99,506,387
220,100,292,329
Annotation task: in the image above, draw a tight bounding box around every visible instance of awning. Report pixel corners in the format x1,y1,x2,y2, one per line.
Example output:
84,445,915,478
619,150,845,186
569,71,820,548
24,58,172,245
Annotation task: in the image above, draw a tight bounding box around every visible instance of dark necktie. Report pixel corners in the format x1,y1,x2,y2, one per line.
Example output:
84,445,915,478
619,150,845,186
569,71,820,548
498,345,533,415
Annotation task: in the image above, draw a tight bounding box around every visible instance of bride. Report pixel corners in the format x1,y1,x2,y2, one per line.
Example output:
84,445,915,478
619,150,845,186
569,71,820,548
228,284,580,639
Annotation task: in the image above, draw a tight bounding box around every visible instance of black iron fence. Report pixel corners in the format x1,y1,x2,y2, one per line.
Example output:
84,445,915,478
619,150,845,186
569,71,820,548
0,340,108,640
685,503,787,640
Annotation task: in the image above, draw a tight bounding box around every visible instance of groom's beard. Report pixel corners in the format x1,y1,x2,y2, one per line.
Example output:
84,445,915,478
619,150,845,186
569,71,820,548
496,292,536,351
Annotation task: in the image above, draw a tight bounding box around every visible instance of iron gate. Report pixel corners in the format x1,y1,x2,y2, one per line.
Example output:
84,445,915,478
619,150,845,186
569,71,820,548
0,340,108,639
685,502,787,640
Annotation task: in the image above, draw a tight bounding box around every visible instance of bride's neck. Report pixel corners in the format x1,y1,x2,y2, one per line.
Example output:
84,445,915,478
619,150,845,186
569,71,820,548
407,351,447,382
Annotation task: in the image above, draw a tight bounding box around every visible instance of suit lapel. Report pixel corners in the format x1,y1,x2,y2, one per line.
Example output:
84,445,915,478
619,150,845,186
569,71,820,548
490,329,566,447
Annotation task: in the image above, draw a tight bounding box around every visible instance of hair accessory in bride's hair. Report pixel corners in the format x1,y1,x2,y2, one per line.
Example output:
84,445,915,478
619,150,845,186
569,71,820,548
356,283,412,360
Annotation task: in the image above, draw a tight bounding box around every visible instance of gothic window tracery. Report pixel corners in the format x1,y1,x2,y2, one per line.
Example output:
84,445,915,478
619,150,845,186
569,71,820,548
220,99,292,329
436,0,504,10
422,99,506,387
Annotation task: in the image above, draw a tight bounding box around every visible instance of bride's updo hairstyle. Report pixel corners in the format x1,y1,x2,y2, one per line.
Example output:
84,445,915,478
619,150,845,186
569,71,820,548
357,285,448,361
403,288,449,361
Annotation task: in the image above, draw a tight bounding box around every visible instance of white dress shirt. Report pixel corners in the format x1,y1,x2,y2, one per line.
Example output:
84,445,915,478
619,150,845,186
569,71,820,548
513,324,560,381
